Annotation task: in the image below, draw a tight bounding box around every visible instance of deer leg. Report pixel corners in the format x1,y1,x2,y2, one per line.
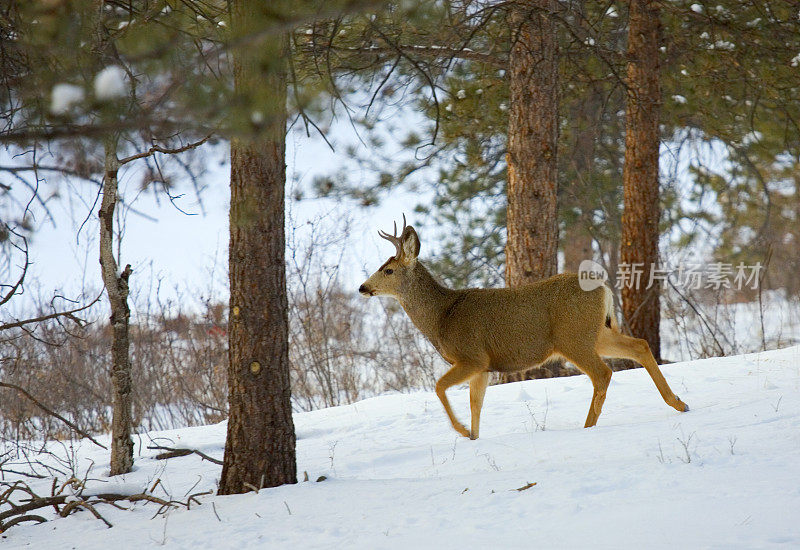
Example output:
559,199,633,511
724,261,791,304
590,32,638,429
561,349,613,428
435,362,483,438
469,372,489,440
584,357,612,428
596,328,688,413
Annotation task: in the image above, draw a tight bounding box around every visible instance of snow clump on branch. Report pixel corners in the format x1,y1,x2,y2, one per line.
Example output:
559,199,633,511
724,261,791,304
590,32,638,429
94,66,128,101
50,83,85,115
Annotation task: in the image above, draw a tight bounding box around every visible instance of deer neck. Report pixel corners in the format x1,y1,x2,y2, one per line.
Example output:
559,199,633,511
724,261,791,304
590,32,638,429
396,262,455,344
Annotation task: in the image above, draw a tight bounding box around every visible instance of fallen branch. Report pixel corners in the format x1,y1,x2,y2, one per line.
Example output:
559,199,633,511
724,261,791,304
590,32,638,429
147,445,223,465
1,514,46,529
154,448,193,459
0,465,47,480
0,478,213,532
514,481,537,492
60,498,113,528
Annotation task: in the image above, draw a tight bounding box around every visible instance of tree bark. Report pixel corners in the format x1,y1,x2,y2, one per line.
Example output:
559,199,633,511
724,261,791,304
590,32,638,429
621,0,662,361
218,0,296,494
505,0,559,288
502,0,561,383
99,135,134,476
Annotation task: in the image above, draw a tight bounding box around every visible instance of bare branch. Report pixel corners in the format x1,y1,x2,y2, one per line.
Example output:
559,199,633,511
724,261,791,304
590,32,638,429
312,42,506,68
0,229,28,308
117,134,214,166
0,293,102,333
0,382,107,449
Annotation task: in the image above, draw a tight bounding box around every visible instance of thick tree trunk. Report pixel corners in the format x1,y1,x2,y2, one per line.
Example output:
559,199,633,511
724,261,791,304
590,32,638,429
218,0,296,494
621,0,662,361
505,0,559,288
99,136,134,476
502,0,562,383
562,0,598,274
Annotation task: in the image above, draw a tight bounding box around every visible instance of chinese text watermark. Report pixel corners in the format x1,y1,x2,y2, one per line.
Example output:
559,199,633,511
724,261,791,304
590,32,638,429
578,261,763,291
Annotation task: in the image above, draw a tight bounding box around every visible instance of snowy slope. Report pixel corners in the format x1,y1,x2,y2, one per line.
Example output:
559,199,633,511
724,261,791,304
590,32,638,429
4,346,800,549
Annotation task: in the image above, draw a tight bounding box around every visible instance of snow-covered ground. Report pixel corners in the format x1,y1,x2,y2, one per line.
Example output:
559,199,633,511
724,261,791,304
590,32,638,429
3,346,800,549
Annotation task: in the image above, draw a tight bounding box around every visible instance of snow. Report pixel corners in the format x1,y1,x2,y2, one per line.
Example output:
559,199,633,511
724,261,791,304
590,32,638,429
742,130,763,145
94,66,128,101
671,94,688,104
3,346,800,548
691,4,704,14
50,83,85,115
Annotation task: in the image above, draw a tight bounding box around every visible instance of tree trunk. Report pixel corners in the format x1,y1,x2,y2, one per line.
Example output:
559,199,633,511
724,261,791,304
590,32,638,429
561,0,598,274
621,0,662,361
99,135,134,476
218,0,296,495
502,0,562,383
563,223,593,272
505,0,559,287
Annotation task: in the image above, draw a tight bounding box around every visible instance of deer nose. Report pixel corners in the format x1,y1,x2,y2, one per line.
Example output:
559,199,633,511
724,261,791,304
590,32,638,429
358,284,367,294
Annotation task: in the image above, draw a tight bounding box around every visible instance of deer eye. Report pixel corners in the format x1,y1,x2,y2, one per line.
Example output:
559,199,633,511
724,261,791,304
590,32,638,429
384,268,394,275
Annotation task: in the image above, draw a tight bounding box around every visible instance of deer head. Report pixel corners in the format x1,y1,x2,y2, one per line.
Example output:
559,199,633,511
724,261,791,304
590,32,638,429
359,214,421,298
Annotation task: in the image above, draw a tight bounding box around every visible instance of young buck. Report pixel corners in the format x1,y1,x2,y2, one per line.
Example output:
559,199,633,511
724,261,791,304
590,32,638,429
359,217,689,439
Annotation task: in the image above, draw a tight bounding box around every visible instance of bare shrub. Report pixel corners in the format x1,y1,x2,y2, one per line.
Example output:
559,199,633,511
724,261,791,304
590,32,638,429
130,291,229,430
0,288,230,441
286,214,442,411
0,214,448,442
660,281,800,362
369,300,440,393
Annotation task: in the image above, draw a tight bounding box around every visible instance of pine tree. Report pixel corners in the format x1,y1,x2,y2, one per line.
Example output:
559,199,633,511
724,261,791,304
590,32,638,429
505,0,559,287
621,0,663,360
218,0,297,494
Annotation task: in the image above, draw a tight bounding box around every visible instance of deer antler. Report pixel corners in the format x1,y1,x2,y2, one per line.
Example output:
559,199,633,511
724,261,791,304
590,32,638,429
377,214,407,259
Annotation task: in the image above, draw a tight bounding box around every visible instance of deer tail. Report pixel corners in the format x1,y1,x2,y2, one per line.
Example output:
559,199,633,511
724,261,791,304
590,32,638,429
603,285,619,331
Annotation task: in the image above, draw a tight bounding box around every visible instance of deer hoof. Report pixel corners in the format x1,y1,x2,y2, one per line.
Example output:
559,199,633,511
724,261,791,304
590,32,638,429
676,398,689,412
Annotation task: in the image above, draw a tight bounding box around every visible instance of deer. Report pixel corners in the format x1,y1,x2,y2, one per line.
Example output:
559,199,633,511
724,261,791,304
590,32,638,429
359,216,689,440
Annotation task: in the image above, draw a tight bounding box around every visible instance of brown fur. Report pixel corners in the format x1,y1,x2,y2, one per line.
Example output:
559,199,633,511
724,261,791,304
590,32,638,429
360,222,688,439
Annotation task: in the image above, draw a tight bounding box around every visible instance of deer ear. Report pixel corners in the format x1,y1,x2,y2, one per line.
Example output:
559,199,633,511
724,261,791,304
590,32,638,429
400,226,420,263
